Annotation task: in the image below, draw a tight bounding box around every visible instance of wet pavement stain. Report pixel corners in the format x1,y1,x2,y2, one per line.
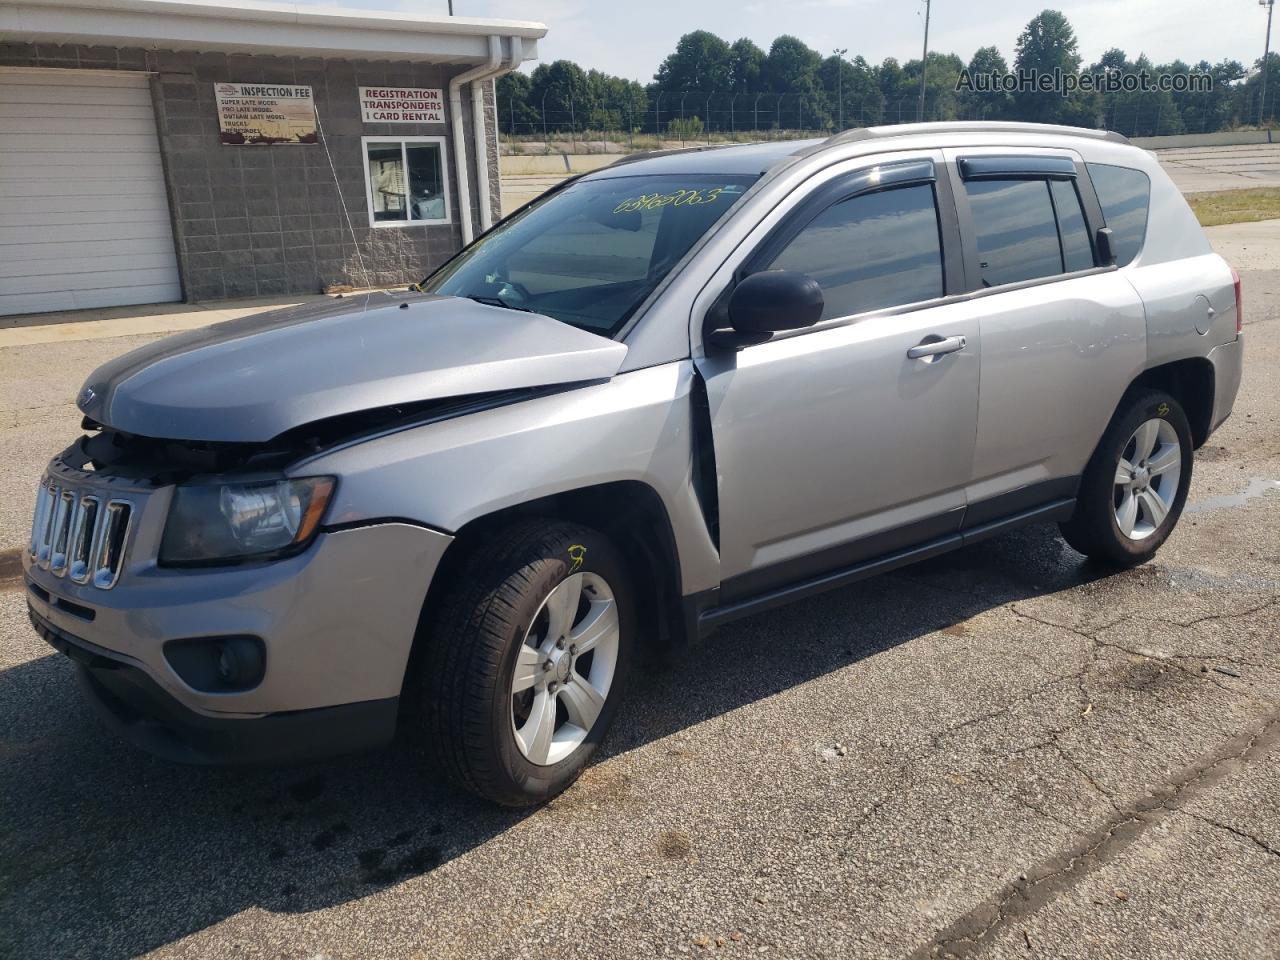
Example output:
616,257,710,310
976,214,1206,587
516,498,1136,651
1185,477,1280,514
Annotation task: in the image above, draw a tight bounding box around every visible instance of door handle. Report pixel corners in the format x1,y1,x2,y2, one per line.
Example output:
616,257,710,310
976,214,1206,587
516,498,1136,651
907,335,966,359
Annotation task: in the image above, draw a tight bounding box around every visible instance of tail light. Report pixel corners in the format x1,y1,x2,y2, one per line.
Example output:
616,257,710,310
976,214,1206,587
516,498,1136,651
1231,266,1243,336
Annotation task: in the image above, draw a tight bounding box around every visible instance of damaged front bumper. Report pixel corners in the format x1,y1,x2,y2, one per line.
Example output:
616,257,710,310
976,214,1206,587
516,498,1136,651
24,519,453,764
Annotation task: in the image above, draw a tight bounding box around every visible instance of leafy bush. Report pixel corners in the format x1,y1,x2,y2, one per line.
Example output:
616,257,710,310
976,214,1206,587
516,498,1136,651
666,116,704,139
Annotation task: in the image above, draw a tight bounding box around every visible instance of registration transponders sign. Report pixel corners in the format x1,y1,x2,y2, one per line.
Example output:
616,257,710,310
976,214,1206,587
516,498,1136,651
359,87,446,124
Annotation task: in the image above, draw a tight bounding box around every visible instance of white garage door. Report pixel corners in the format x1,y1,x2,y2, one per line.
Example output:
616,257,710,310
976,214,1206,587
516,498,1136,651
0,68,182,317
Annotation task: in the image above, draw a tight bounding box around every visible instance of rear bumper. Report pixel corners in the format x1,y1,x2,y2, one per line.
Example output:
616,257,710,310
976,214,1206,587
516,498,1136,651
1207,336,1243,435
32,608,397,765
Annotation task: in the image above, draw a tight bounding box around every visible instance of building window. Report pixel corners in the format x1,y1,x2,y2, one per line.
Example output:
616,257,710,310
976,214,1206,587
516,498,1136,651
361,136,450,227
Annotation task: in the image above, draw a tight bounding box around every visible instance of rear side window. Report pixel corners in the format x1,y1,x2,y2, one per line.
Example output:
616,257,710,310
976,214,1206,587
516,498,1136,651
964,179,1064,287
767,184,944,321
1086,163,1151,267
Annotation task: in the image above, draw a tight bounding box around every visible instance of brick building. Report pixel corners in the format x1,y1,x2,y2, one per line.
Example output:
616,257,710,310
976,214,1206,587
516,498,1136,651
0,0,546,316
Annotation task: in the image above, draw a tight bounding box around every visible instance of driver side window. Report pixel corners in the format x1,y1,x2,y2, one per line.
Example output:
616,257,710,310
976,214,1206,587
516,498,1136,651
768,183,945,322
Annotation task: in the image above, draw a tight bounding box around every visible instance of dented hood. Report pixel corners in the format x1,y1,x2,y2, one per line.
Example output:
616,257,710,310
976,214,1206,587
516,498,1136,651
77,292,629,443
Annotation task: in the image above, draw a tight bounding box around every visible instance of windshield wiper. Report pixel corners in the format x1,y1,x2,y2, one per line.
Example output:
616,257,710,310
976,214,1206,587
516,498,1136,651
466,295,532,313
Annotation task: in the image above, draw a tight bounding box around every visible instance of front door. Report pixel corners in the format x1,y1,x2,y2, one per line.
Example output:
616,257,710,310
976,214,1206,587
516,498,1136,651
695,161,980,601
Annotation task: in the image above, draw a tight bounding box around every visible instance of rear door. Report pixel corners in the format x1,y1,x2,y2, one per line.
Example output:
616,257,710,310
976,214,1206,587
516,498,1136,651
943,149,1147,521
695,152,981,600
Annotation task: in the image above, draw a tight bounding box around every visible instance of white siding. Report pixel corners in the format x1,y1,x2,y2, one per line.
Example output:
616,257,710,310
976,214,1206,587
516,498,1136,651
0,69,181,317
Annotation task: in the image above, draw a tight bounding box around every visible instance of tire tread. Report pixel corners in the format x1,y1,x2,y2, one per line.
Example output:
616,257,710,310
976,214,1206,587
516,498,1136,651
416,520,609,806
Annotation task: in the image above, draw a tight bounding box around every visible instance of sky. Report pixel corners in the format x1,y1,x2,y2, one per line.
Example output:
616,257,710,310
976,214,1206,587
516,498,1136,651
297,0,1269,82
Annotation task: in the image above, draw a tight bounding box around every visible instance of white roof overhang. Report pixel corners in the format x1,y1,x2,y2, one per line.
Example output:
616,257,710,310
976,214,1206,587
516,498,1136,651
0,0,546,63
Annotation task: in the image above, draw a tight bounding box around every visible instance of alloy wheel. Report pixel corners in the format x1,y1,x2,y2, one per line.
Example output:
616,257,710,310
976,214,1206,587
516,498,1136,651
1113,417,1182,541
510,572,620,766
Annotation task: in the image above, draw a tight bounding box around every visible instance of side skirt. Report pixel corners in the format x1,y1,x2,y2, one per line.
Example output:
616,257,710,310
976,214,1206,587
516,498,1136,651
689,497,1076,639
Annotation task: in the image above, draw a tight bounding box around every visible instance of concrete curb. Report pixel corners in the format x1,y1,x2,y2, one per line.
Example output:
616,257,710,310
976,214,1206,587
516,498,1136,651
1125,130,1275,149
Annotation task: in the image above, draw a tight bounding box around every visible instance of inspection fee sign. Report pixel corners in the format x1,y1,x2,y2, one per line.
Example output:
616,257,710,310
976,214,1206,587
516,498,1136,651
359,87,446,124
214,83,316,144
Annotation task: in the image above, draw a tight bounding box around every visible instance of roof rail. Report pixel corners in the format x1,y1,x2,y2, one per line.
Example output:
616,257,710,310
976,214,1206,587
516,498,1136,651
825,121,1130,147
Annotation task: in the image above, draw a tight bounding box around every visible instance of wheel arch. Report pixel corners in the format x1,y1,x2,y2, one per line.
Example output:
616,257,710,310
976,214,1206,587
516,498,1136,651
406,481,687,695
1128,357,1215,448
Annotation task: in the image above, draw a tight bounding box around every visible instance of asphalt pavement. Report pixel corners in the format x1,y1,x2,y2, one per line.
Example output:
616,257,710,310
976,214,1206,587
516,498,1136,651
0,226,1277,959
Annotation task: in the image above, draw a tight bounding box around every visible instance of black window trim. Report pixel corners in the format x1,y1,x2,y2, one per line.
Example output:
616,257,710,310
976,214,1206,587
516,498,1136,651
704,157,965,344
958,155,1077,181
1045,176,1096,273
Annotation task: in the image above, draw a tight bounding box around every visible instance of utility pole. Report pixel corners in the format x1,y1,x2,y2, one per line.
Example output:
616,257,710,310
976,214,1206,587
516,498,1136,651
834,48,848,130
917,0,931,122
1262,0,1276,128
447,0,453,13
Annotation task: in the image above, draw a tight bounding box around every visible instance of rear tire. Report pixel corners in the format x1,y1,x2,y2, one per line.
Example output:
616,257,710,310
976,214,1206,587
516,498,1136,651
1059,389,1193,567
412,520,633,807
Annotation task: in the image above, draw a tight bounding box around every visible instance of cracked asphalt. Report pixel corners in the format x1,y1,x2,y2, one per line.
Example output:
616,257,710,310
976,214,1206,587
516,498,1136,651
1,224,1278,959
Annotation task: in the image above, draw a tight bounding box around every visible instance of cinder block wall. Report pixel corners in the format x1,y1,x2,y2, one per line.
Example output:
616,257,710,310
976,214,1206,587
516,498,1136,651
0,43,503,301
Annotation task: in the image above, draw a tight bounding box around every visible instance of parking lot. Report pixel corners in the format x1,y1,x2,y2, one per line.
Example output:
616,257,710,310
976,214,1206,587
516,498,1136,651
1157,142,1280,193
1,221,1278,958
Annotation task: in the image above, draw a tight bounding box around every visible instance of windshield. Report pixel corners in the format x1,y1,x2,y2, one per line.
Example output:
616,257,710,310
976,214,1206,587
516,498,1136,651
420,174,757,337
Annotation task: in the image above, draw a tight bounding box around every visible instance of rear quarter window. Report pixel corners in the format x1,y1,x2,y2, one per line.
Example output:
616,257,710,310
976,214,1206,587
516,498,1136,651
1086,163,1151,267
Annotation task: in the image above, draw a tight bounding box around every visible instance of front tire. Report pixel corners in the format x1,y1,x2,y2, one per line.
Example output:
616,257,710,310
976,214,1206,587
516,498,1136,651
1059,389,1193,567
413,521,632,807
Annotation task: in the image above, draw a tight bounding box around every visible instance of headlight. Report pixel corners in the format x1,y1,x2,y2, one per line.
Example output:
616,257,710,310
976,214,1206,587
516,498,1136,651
160,476,335,565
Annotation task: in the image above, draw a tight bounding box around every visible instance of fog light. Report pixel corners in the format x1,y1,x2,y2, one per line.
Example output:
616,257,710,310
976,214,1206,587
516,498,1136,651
164,635,265,692
217,637,264,687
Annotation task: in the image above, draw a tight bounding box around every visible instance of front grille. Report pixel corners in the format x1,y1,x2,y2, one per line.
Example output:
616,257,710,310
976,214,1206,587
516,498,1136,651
30,476,133,590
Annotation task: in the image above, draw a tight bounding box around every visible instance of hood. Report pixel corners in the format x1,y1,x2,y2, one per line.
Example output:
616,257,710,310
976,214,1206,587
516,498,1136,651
77,292,629,443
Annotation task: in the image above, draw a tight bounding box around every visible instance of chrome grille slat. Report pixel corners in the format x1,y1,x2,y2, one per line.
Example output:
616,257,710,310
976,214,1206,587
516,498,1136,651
49,490,75,576
29,473,133,590
92,501,132,590
68,496,100,584
35,481,58,568
30,479,54,560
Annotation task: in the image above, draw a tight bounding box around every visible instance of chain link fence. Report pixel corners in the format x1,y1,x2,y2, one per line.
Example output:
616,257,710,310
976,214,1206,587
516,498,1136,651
501,88,1279,153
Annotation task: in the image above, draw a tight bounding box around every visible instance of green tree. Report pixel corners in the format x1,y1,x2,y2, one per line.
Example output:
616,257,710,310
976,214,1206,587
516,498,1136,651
496,72,540,134
1237,51,1280,126
901,51,965,121
763,35,829,128
583,70,648,131
729,37,766,94
654,30,734,93
957,45,1012,120
819,54,883,128
1089,51,1183,137
528,59,590,132
1184,59,1246,132
876,58,913,121
1013,9,1088,124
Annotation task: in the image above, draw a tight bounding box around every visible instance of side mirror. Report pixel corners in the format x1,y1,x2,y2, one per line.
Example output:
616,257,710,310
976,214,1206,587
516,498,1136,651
726,270,824,339
1095,226,1117,266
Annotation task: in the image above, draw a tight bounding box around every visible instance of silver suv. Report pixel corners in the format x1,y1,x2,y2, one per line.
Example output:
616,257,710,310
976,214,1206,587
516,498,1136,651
24,122,1243,806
